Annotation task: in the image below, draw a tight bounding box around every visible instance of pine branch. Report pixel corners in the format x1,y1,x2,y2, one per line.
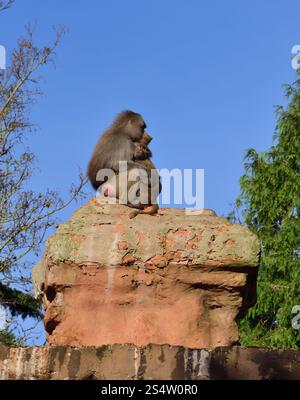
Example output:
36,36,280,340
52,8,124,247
0,282,43,319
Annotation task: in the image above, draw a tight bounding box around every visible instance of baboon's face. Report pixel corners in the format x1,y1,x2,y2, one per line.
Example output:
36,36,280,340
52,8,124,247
141,131,152,146
124,115,147,142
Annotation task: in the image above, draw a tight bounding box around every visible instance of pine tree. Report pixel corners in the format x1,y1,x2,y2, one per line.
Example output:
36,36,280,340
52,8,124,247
234,71,300,348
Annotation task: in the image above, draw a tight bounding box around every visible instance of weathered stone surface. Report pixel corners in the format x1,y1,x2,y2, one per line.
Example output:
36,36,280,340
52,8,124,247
1,345,299,380
34,198,259,348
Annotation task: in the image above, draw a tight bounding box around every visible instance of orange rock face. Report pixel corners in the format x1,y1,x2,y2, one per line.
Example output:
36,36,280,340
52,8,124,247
33,198,259,348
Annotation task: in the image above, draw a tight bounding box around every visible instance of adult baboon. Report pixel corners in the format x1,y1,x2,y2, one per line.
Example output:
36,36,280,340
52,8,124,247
87,111,161,217
88,110,148,189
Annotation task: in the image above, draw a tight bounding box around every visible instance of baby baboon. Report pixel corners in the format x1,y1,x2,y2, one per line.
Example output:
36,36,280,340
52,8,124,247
87,111,161,217
128,131,161,218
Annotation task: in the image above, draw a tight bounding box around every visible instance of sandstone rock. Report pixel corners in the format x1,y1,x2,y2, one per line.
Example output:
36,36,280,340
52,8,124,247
34,198,259,348
1,345,300,380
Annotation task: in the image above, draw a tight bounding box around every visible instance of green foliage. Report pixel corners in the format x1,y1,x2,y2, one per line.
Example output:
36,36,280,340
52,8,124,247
0,282,42,319
0,327,21,347
236,71,300,348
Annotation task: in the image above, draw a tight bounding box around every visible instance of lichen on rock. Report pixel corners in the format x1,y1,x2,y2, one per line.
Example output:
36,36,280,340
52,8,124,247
33,198,260,349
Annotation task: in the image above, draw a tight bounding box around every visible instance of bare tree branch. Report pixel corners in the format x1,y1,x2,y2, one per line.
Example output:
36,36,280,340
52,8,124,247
0,0,14,13
0,21,87,345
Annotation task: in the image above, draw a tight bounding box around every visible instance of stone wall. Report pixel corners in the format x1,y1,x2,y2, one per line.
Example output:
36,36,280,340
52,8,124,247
2,201,298,381
1,345,300,380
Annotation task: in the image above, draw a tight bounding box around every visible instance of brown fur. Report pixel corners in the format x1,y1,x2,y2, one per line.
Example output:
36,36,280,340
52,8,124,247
87,111,161,218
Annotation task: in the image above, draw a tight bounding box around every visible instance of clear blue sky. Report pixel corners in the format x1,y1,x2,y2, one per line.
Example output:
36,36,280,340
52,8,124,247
1,0,300,219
